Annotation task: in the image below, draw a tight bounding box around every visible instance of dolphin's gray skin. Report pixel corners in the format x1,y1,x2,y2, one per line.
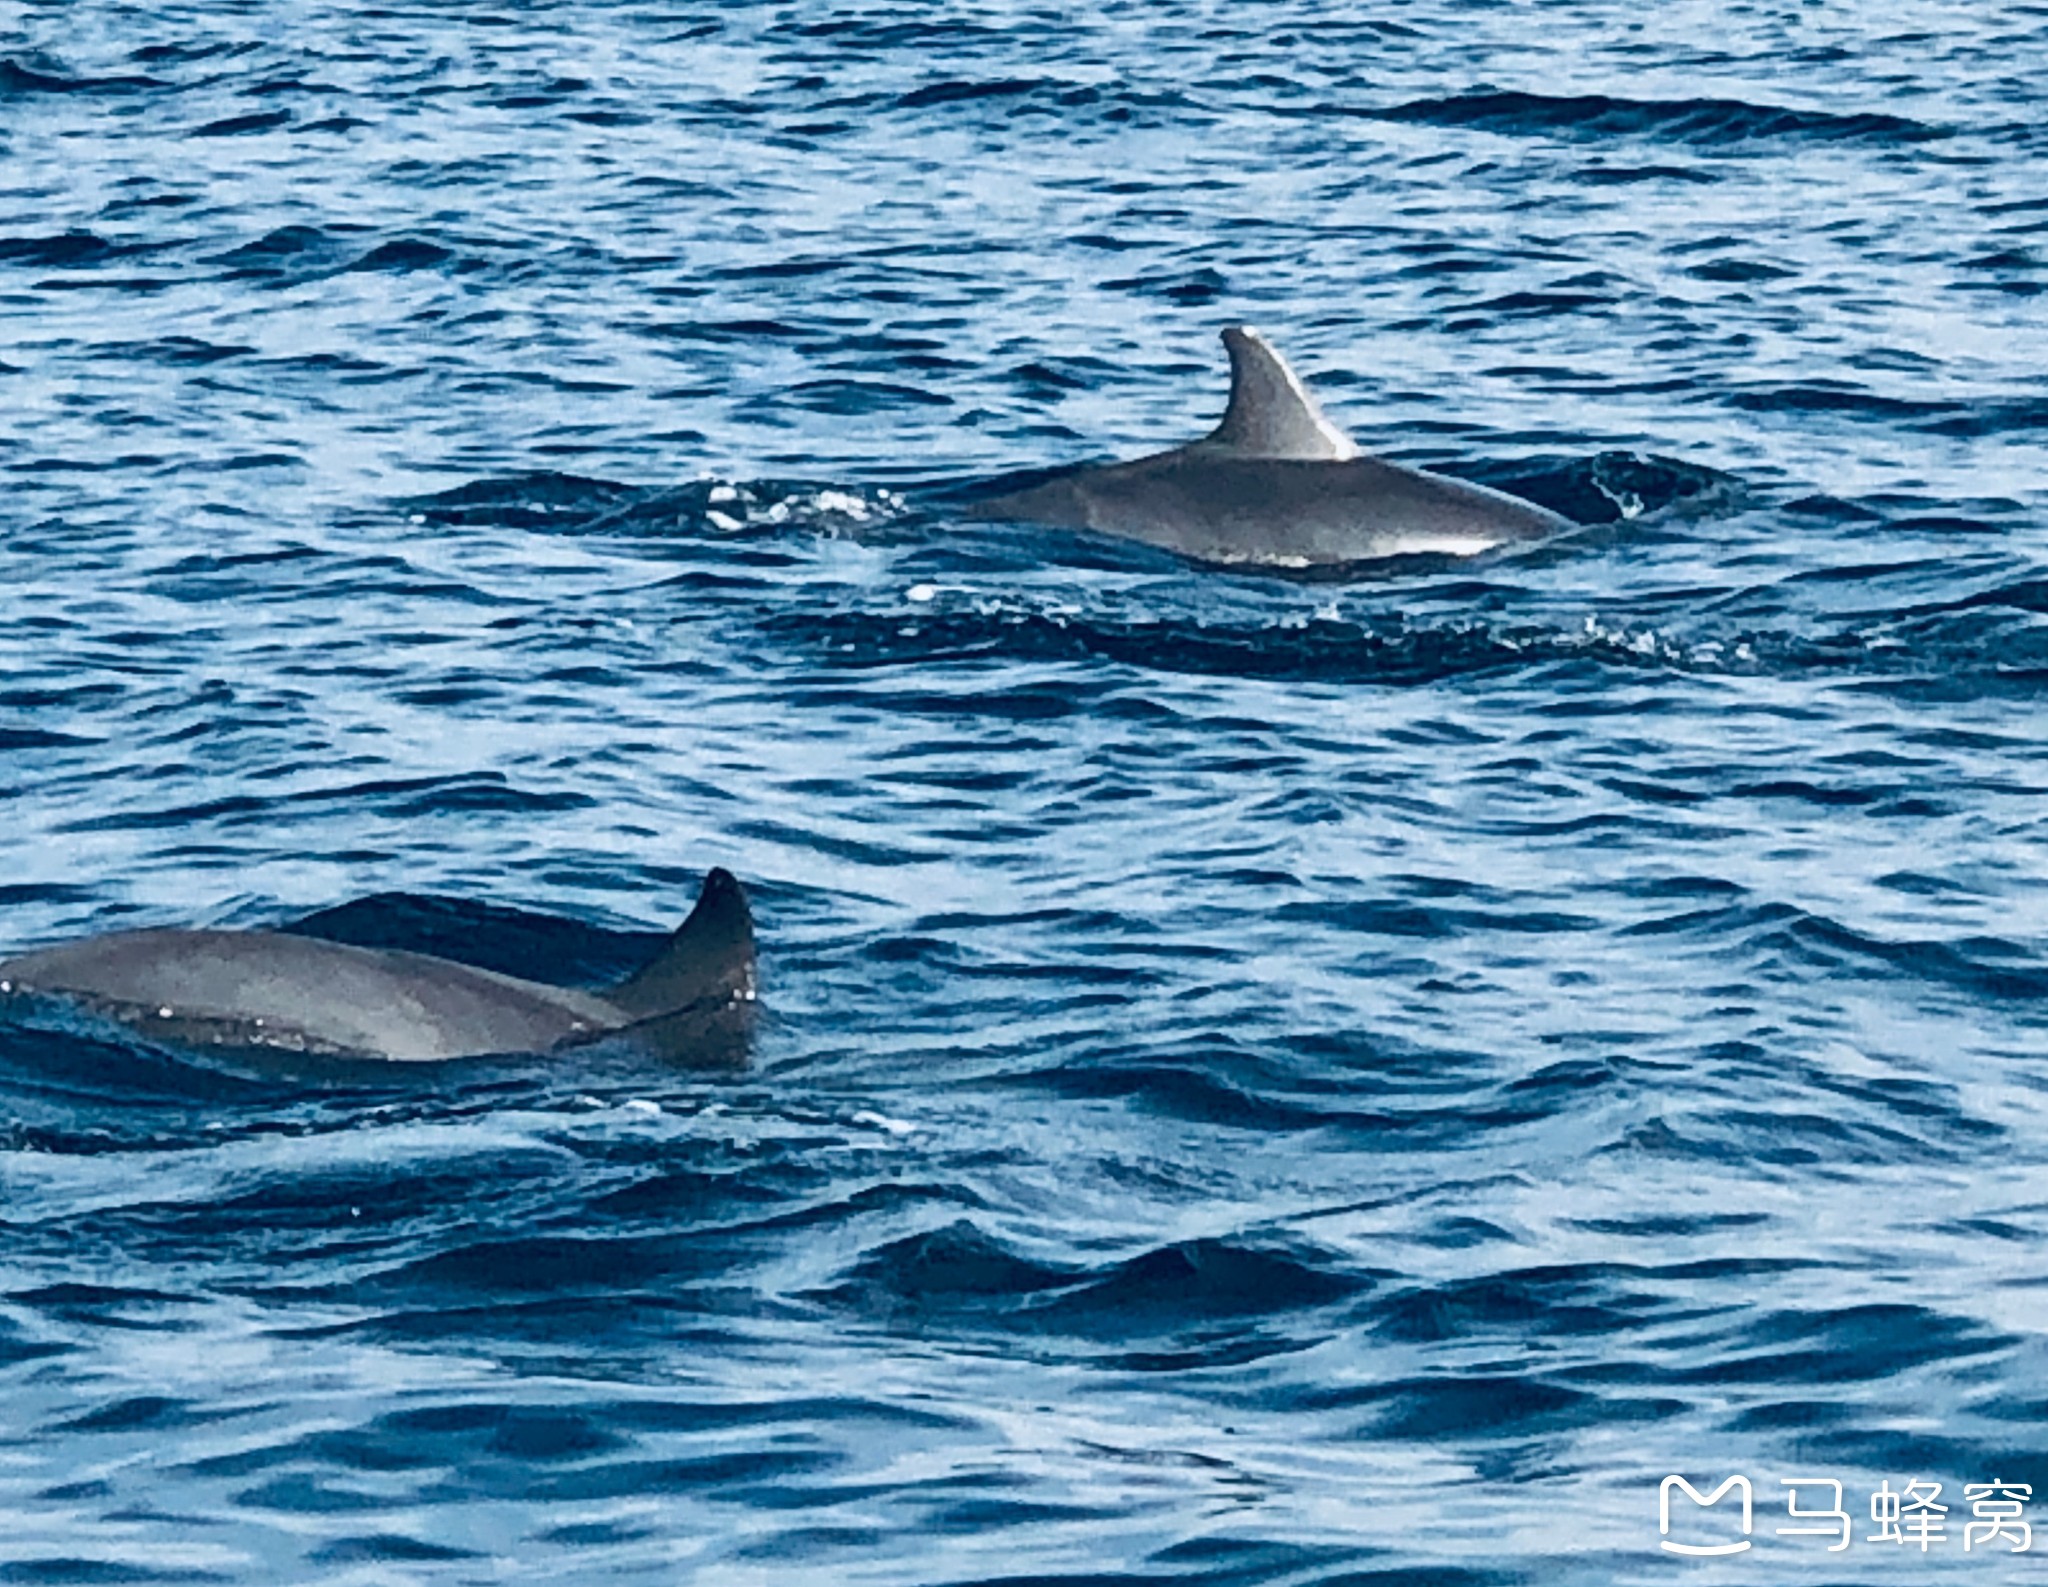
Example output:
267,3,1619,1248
0,868,756,1064
970,327,1570,568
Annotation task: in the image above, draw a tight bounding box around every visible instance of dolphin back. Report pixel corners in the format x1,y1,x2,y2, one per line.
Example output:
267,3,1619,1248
0,867,759,1065
0,928,616,1061
977,453,1566,567
970,326,1571,568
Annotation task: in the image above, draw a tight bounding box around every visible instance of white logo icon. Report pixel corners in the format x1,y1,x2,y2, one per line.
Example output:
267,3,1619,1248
1661,1475,1754,1556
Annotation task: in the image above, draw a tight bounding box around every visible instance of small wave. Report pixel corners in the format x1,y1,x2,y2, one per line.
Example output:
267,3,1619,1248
1461,287,1614,316
0,1017,285,1117
649,317,812,344
53,771,595,835
897,77,1048,110
763,603,1740,686
1771,913,2048,1005
826,1219,1076,1305
207,226,471,284
347,238,454,273
781,378,953,415
1012,1038,1589,1142
0,56,164,95
402,473,907,539
1922,395,2048,438
1039,1236,1365,1337
1574,163,1717,185
0,231,131,268
1101,265,1229,304
1727,381,1958,422
405,470,636,530
207,222,362,286
1368,88,1946,146
1457,450,1742,523
1305,1372,1617,1444
1011,1053,1342,1132
1684,256,1798,282
1684,1302,2008,1387
1370,1266,1671,1346
212,222,341,263
492,75,592,111
0,1315,69,1369
0,728,100,751
1617,888,2048,1019
889,75,1199,127
128,41,255,66
710,256,846,282
192,108,291,137
120,334,254,365
1945,577,2048,616
823,1219,1366,1364
365,1231,718,1298
779,17,1004,51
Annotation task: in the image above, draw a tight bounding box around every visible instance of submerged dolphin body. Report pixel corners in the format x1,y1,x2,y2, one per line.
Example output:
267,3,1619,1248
0,868,756,1064
970,327,1570,568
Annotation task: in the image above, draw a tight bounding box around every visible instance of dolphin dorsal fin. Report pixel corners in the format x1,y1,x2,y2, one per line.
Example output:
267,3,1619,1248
1199,327,1357,461
607,867,756,1020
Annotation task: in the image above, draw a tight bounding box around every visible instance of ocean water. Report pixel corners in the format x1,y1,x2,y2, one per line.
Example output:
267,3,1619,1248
2,1,2046,1581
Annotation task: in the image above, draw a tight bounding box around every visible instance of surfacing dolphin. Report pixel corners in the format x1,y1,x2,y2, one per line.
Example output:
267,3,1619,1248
0,868,756,1064
970,326,1571,569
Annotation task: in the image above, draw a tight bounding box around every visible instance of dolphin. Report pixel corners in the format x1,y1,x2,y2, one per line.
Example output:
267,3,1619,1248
0,868,756,1064
969,327,1571,568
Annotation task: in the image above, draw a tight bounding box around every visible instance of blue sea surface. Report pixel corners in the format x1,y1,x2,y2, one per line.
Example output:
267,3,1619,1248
2,1,2046,1581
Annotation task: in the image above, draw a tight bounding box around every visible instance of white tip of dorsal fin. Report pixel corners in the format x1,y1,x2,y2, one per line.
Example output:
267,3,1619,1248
1201,326,1357,461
